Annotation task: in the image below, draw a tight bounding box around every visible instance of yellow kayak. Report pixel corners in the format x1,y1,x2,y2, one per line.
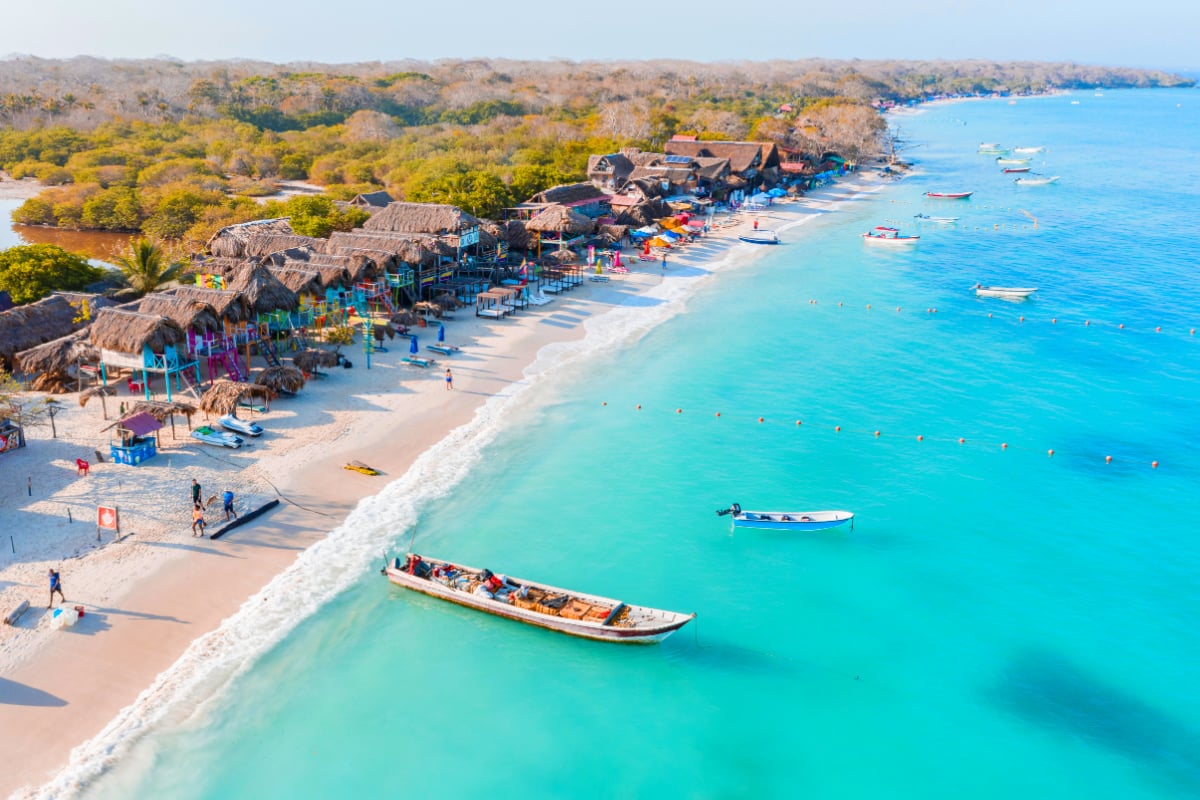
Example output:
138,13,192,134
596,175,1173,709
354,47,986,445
344,461,381,476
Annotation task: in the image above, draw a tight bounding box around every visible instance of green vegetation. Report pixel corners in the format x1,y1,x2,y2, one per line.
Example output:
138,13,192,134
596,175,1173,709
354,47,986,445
0,245,104,304
0,57,1190,243
112,238,185,296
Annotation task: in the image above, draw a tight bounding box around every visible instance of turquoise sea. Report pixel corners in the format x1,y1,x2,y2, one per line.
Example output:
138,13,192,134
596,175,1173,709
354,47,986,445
68,89,1200,799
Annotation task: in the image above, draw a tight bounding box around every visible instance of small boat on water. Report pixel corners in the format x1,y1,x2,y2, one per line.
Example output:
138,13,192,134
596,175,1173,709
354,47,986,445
996,157,1031,166
925,191,973,199
1015,175,1060,186
973,284,1038,299
218,414,263,437
862,226,919,244
717,504,854,531
191,425,244,449
383,554,695,643
914,213,959,223
978,144,1007,155
1002,167,1031,173
739,230,780,245
1012,146,1045,154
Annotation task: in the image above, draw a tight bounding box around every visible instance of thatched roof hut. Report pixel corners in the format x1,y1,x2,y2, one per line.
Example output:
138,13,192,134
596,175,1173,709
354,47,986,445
265,266,323,296
0,295,87,370
275,258,352,290
199,379,273,416
349,190,394,209
254,365,306,393
494,219,530,250
390,310,419,327
133,295,222,333
614,199,675,228
524,205,596,236
15,328,98,380
538,249,579,265
88,307,187,354
305,251,382,283
242,234,324,258
126,400,197,423
362,202,481,235
206,218,296,258
292,348,341,374
226,263,299,314
324,231,446,266
166,287,253,323
526,183,610,207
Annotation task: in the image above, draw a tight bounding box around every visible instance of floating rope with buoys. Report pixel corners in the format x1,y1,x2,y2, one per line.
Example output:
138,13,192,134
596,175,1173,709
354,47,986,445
599,401,1165,472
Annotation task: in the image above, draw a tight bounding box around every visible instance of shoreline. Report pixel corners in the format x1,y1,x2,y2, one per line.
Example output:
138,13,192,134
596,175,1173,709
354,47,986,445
0,170,888,798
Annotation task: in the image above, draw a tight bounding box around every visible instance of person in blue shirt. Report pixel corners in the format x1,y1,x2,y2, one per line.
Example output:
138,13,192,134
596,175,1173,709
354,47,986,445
48,568,65,608
222,490,238,521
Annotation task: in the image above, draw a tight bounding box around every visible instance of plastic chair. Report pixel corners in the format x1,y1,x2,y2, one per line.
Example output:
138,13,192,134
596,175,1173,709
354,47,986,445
75,458,90,476
127,377,143,394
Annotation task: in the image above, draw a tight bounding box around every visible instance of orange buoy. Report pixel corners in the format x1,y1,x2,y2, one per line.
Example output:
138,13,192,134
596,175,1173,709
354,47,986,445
1119,324,1125,330
1152,461,1159,469
795,420,802,426
1155,326,1161,333
715,412,721,418
866,304,872,310
636,404,641,410
835,425,841,432
602,402,607,406
1105,455,1112,463
1052,318,1057,324
917,435,924,442
758,417,764,424
1001,443,1008,450
676,408,682,414
1019,316,1025,323
958,437,965,444
874,430,880,437
1047,449,1055,457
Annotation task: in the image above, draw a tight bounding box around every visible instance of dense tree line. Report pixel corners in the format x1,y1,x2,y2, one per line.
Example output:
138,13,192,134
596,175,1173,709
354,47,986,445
0,57,1189,245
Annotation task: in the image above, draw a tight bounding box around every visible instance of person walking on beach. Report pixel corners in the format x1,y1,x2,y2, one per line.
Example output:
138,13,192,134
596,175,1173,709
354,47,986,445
191,478,201,507
192,502,207,537
445,368,453,390
222,489,238,522
661,254,668,273
48,568,65,608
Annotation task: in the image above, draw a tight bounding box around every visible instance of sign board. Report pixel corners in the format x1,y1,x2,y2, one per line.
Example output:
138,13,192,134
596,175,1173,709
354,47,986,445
459,227,481,247
97,506,120,531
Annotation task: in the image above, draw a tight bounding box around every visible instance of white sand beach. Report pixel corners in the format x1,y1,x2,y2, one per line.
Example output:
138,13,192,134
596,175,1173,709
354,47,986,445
0,170,884,798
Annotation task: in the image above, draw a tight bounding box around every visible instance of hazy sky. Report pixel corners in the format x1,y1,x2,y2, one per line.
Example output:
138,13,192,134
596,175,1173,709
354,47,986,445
7,0,1198,70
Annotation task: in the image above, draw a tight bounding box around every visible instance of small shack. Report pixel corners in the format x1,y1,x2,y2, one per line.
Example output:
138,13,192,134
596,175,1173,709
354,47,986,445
110,411,162,466
0,418,24,454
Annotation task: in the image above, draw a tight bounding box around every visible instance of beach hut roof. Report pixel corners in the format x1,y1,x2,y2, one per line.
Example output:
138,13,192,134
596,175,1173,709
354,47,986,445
0,295,95,368
118,411,162,437
126,400,196,422
206,218,296,258
275,258,351,290
523,205,596,235
89,307,187,353
14,328,98,378
292,348,341,373
199,379,272,416
663,140,780,173
133,294,222,333
265,265,323,296
325,231,447,265
362,201,481,235
525,183,609,207
165,286,252,323
349,190,395,209
254,365,306,393
226,263,299,314
242,234,324,259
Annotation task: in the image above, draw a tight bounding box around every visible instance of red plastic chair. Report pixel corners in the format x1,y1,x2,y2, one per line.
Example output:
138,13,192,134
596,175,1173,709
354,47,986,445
75,458,90,476
127,377,143,394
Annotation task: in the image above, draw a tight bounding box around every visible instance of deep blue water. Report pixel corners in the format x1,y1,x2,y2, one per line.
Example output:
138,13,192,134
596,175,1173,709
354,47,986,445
75,89,1200,800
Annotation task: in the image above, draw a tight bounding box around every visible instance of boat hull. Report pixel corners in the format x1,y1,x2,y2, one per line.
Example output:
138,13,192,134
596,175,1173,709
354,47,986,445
924,192,973,199
732,510,854,531
384,560,694,644
863,234,918,244
975,286,1037,299
738,233,779,245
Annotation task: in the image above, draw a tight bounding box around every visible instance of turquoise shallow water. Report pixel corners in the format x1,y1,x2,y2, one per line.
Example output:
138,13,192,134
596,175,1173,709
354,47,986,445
78,89,1200,799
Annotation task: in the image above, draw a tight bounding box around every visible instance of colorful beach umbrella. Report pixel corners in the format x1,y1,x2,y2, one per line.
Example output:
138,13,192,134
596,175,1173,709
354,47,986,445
410,336,419,354
437,324,445,343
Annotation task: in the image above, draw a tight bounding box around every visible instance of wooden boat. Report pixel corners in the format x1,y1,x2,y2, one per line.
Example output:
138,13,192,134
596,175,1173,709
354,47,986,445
716,505,854,531
344,460,381,475
973,284,1038,299
1012,146,1045,154
1002,167,1031,173
1015,175,1060,186
914,213,958,223
191,426,244,449
738,230,780,245
924,191,973,199
218,414,263,437
383,555,695,643
863,226,919,244
996,157,1031,166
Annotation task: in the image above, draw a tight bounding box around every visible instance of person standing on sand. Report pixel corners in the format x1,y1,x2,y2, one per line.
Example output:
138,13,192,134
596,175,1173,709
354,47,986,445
192,502,207,537
222,489,238,521
753,218,759,230
661,254,668,273
445,368,453,390
48,568,65,608
191,478,201,507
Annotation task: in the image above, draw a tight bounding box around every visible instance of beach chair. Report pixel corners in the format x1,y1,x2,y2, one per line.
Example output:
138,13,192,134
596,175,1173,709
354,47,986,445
127,376,143,394
402,356,435,368
75,458,90,476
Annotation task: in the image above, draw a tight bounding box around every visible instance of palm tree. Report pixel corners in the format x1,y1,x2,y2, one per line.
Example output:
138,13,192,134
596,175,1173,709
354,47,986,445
114,238,186,296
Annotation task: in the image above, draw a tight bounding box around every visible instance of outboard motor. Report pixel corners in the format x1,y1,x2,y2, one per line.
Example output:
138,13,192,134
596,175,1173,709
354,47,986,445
716,503,742,517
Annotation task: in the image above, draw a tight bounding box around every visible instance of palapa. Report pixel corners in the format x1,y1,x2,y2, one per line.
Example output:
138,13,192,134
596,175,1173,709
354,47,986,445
199,379,273,417
292,348,341,374
390,310,419,327
242,234,324,258
0,295,85,370
166,287,252,323
15,328,98,380
362,202,482,235
265,265,323,296
133,294,222,333
524,205,595,237
254,365,306,393
226,263,299,314
89,307,186,354
206,219,296,259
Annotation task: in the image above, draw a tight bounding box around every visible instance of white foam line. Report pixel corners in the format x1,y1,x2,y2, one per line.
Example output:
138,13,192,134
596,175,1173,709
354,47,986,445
26,178,890,800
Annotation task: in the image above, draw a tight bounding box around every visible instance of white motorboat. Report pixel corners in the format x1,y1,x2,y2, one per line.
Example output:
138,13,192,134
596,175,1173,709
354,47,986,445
973,284,1038,299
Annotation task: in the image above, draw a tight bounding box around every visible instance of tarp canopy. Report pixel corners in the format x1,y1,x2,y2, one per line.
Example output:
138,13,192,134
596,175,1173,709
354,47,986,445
119,412,162,437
